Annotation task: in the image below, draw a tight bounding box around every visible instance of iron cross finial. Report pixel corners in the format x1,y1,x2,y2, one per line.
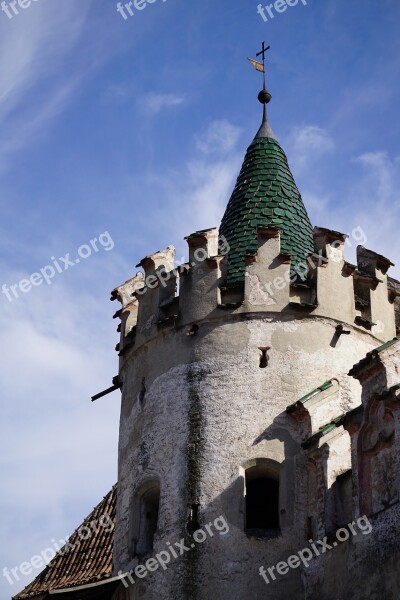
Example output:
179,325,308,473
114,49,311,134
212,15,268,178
256,41,270,63
256,42,270,90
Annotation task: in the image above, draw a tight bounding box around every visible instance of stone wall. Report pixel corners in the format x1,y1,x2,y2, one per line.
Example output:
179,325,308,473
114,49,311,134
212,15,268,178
111,227,399,600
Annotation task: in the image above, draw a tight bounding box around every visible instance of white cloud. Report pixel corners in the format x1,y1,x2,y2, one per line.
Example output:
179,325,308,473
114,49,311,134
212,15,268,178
103,82,136,104
183,157,241,230
282,124,399,277
287,125,335,172
0,279,119,599
140,120,243,252
355,151,398,205
0,2,92,172
298,148,399,277
300,191,332,221
347,151,400,275
195,120,243,156
141,92,187,116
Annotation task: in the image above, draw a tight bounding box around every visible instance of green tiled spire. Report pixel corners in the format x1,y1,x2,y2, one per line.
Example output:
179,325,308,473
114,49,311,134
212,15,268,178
220,112,314,287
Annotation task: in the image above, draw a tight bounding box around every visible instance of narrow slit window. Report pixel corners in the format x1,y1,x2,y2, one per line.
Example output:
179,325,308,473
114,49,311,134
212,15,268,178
245,463,280,532
130,480,160,557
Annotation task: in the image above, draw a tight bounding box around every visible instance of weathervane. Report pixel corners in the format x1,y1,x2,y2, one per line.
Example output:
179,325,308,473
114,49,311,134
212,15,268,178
247,42,272,108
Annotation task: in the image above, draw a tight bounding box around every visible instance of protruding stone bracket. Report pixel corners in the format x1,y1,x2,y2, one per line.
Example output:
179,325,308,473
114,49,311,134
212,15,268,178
353,271,381,290
349,337,400,390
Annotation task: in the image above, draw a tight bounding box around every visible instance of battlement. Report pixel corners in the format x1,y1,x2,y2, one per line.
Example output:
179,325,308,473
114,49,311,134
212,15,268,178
111,224,396,359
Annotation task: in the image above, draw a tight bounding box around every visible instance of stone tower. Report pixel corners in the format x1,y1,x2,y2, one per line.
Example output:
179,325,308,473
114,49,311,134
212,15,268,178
110,81,399,600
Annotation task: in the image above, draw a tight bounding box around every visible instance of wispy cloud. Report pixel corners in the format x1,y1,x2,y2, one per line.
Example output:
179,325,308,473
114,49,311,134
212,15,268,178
286,123,400,275
355,151,399,206
195,120,243,156
140,92,187,116
287,125,335,172
138,119,243,251
0,2,92,172
348,151,400,274
0,282,119,597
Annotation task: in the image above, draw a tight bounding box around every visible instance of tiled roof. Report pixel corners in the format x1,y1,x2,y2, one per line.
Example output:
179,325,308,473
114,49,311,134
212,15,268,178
301,415,345,449
14,486,117,599
220,135,314,287
348,337,400,377
286,380,333,414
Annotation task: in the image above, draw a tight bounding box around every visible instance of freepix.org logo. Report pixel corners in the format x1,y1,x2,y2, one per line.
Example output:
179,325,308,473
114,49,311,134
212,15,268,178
116,0,167,21
257,0,308,23
118,515,229,589
1,232,115,303
259,516,373,586
1,0,40,20
3,513,114,586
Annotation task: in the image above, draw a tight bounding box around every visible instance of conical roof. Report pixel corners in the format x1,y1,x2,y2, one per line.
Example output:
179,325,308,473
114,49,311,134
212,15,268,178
220,111,314,287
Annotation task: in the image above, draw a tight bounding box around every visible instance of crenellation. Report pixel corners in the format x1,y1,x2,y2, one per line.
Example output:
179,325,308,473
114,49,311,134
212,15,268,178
313,227,348,261
134,246,176,345
289,282,315,307
243,227,291,311
111,273,144,357
111,272,145,307
177,228,223,326
357,246,394,278
185,227,219,262
310,227,356,325
355,246,397,339
110,225,397,361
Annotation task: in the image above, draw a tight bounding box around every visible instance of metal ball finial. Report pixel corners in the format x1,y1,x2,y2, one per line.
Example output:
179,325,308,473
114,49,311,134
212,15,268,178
258,89,272,105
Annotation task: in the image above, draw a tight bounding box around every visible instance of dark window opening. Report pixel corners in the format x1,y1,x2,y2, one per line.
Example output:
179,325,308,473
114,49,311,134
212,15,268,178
335,470,353,528
246,473,279,530
131,481,160,557
326,470,353,535
139,487,160,554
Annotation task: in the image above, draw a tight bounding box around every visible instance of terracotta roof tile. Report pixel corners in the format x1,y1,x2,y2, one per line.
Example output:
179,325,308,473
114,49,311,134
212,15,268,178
13,485,117,599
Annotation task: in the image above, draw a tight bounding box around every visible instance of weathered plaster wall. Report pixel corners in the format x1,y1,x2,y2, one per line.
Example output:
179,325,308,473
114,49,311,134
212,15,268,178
112,313,380,600
111,225,398,600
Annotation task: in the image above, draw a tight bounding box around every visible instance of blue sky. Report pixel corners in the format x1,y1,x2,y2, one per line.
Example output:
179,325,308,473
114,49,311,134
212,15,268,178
0,0,399,597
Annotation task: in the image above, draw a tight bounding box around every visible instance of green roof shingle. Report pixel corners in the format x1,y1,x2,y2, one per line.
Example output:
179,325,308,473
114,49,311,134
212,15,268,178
220,135,314,287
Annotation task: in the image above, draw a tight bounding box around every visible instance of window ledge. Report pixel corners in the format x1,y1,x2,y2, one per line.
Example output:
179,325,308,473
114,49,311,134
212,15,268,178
245,527,281,540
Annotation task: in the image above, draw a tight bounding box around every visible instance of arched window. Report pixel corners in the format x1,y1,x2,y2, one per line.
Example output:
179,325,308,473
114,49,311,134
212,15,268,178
130,480,160,557
245,460,280,533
